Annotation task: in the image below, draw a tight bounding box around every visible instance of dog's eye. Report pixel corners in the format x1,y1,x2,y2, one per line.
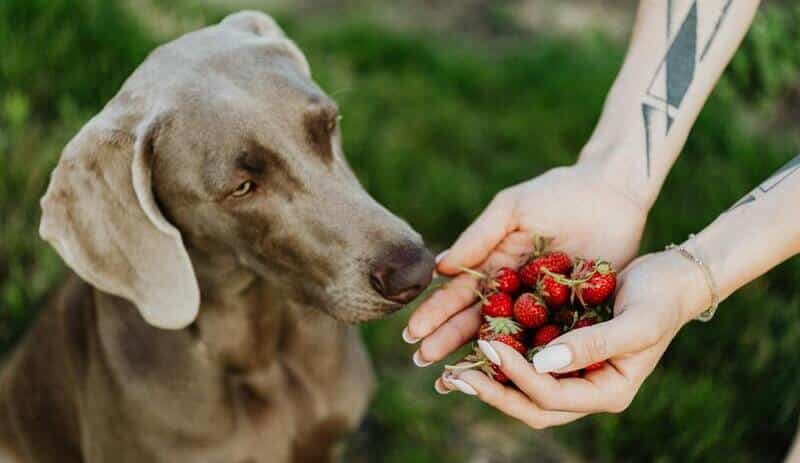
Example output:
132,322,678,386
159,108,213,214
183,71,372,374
231,180,255,198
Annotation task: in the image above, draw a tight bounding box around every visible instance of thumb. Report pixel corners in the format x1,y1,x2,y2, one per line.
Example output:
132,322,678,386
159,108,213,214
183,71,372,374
438,190,516,275
531,309,661,373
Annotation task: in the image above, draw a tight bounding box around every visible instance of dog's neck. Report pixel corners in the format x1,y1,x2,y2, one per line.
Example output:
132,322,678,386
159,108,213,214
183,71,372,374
186,249,343,374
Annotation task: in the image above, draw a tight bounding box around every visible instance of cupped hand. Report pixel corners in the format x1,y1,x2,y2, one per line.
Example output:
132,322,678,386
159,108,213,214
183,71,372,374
434,250,710,429
403,164,647,366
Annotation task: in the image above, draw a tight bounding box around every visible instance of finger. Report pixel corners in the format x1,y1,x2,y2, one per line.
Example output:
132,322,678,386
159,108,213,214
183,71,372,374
485,341,634,413
452,370,585,429
531,309,662,373
437,191,516,275
434,377,452,395
405,273,480,342
415,304,482,364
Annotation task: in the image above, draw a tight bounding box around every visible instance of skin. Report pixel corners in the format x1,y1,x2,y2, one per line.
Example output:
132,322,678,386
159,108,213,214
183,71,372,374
0,11,434,463
405,0,798,433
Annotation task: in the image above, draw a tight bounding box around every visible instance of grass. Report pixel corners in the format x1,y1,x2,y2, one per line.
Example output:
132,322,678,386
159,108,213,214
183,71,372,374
2,1,800,461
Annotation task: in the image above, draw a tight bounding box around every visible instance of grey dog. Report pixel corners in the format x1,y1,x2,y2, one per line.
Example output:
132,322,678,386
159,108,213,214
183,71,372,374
0,11,434,462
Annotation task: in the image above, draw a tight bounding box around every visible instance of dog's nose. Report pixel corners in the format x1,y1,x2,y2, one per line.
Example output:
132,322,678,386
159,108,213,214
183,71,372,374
370,243,435,304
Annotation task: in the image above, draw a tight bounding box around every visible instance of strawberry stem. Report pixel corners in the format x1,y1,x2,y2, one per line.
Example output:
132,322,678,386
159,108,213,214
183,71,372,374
457,266,487,280
472,288,488,304
541,267,592,286
444,360,487,371
530,234,555,257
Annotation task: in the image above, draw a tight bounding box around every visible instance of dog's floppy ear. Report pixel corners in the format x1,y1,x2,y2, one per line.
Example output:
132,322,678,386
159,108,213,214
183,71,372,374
39,113,200,329
220,10,286,38
220,10,311,77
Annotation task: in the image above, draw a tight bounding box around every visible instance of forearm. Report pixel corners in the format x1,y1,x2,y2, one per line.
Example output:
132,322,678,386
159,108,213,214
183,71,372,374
577,0,760,210
680,155,800,320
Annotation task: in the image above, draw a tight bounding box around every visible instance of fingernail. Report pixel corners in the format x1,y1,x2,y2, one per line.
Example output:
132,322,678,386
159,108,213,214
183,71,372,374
435,250,448,264
446,378,477,395
412,350,432,367
434,378,452,395
532,344,572,373
477,340,501,366
402,327,420,344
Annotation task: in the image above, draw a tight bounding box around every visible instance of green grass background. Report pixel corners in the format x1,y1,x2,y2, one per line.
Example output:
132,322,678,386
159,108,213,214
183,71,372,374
1,1,800,461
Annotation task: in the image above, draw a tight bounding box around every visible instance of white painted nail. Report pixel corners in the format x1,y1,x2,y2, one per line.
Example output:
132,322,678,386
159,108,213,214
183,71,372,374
446,378,477,395
477,340,501,366
434,378,452,395
412,350,432,367
435,250,448,264
402,327,420,344
532,344,572,373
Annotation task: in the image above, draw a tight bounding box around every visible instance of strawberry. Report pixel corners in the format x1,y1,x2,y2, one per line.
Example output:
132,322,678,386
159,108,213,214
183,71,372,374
492,267,521,294
538,275,570,309
532,324,561,347
481,292,513,318
584,361,605,372
573,314,597,330
493,334,527,354
490,364,510,383
553,308,578,327
513,293,548,328
573,260,617,306
519,251,572,286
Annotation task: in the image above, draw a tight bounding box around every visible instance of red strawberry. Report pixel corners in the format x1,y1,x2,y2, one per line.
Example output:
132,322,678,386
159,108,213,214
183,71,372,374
584,361,605,372
519,251,572,286
553,308,578,327
481,292,513,317
490,364,510,383
513,293,548,328
552,371,581,379
573,315,597,330
538,275,570,309
573,260,617,306
492,267,521,294
532,324,561,347
494,334,527,354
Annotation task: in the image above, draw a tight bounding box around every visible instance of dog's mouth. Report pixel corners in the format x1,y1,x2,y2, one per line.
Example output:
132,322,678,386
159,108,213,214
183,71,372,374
321,286,408,324
251,239,434,323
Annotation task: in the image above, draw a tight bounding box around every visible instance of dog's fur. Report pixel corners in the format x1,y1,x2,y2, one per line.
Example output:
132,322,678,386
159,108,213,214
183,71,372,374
0,12,433,462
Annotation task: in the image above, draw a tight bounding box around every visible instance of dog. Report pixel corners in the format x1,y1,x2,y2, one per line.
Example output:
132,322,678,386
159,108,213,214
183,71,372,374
0,11,434,462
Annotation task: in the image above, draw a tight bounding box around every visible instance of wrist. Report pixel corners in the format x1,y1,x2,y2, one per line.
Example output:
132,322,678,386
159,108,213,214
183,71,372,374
658,248,716,325
575,138,657,214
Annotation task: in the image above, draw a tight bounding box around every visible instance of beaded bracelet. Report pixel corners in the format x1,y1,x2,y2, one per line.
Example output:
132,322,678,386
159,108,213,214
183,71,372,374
665,234,720,322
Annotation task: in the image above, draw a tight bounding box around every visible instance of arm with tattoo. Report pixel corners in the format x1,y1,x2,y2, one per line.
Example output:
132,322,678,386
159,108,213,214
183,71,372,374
685,154,800,316
433,156,800,429
579,0,761,211
404,0,781,430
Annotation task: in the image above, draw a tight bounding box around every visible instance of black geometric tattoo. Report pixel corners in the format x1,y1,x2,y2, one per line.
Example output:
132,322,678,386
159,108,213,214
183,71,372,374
730,155,800,210
641,0,734,177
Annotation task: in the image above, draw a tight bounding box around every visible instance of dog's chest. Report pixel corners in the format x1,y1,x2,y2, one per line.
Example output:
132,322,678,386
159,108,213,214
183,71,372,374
195,327,374,463
95,297,375,463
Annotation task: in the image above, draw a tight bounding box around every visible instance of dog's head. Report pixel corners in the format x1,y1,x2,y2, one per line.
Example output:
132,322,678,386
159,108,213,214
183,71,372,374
39,11,434,329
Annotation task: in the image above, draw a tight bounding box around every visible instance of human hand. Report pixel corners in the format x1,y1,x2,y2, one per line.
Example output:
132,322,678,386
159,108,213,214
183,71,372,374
403,164,647,366
435,250,710,429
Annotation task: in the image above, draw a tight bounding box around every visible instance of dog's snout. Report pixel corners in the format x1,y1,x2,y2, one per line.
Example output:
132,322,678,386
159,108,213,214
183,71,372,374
370,243,435,304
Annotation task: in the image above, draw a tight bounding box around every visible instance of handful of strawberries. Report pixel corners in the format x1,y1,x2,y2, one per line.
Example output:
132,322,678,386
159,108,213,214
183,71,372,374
446,236,617,383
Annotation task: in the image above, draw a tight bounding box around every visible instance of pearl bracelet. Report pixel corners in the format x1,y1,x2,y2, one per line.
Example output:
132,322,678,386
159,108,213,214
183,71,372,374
665,234,720,322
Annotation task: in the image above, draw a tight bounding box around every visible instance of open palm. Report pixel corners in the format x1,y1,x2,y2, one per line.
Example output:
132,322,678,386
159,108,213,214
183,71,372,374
404,165,648,365
433,251,702,429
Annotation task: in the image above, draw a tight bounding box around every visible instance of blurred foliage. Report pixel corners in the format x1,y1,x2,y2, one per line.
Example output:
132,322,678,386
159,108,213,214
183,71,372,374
1,0,799,462
728,4,800,106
